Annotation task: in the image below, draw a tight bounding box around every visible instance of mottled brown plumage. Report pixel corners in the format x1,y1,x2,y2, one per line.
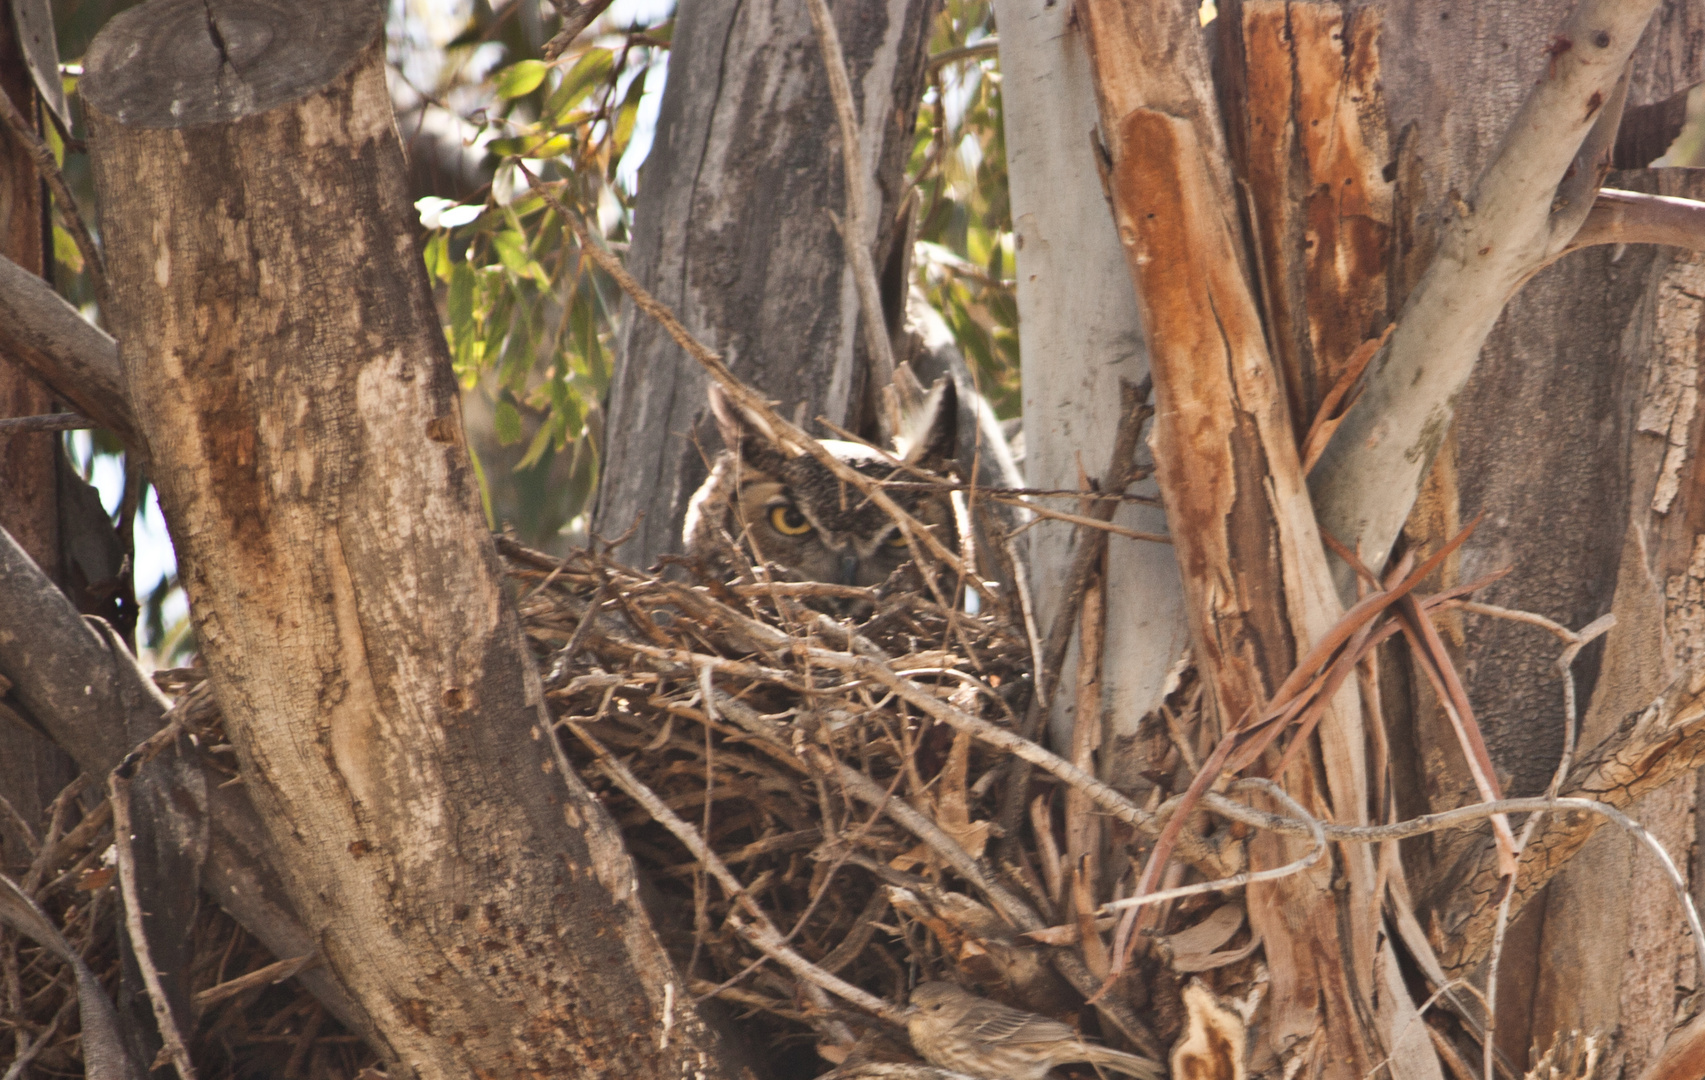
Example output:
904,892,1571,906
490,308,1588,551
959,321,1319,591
905,982,1165,1080
683,379,960,590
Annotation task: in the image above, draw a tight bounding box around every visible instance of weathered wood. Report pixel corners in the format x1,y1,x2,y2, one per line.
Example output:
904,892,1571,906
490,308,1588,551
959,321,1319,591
82,3,725,1076
596,0,935,565
0,255,137,450
1072,4,1395,1077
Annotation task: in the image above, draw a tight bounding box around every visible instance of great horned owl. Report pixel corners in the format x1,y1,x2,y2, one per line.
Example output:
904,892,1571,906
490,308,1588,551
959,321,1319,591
683,379,961,587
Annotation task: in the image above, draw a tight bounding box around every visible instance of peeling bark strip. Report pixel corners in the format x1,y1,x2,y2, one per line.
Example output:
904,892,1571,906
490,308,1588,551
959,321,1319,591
81,3,723,1077
1072,5,1392,1075
1227,2,1392,434
1309,0,1665,585
1102,109,1295,729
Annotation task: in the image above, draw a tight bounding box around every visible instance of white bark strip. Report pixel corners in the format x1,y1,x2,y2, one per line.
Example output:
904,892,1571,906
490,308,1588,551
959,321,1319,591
991,0,1186,748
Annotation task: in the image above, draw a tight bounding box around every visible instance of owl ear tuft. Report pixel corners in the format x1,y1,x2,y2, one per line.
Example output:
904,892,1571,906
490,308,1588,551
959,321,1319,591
708,382,805,459
896,375,958,469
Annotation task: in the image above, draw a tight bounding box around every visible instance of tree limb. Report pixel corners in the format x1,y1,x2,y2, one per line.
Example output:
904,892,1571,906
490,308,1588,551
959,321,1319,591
1310,0,1665,586
1554,187,1705,260
0,254,140,451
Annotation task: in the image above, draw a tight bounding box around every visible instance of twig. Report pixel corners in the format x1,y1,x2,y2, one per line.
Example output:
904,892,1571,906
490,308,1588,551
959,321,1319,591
805,0,896,391
1006,537,1048,706
1,990,76,1080
191,952,320,1010
803,745,1040,933
0,413,93,436
988,496,1170,544
0,86,109,308
542,0,618,62
881,481,1160,505
1097,780,1325,913
565,720,904,1023
927,39,1000,72
110,737,199,1080
1481,611,1614,1080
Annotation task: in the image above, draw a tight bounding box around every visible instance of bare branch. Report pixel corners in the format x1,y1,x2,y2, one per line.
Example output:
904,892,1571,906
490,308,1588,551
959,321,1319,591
541,0,616,63
0,255,141,452
0,412,92,436
805,0,896,391
1311,0,1665,586
110,752,199,1080
1556,187,1705,259
0,82,109,307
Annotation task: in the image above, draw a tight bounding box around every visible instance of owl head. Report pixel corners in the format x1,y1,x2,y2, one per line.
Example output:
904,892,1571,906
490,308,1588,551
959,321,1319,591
682,378,961,588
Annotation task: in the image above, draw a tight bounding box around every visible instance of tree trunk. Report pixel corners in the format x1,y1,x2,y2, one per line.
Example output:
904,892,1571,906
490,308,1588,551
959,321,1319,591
596,0,935,565
992,0,1188,755
81,3,726,1076
1360,1,1704,1069
1007,0,1705,1076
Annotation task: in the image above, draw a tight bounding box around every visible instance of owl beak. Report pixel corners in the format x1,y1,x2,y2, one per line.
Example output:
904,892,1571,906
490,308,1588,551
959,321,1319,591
839,554,860,586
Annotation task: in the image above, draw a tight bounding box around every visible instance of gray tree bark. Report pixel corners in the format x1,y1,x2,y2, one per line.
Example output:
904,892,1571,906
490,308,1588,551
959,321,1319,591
80,2,728,1076
595,0,935,565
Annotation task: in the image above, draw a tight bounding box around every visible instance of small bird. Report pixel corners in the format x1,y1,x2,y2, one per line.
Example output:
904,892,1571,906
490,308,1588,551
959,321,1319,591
905,981,1166,1080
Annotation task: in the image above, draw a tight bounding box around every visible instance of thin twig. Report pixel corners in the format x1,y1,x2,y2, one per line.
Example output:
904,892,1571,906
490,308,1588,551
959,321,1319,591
1,990,75,1080
565,720,904,1023
805,0,896,391
988,496,1171,544
542,0,618,62
0,87,109,308
110,739,199,1080
191,952,320,1010
1096,780,1324,913
0,413,93,436
1481,611,1615,1079
926,39,1000,72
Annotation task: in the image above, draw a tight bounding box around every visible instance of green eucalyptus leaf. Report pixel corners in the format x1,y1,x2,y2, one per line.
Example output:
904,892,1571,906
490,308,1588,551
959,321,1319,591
496,60,548,100
494,399,524,445
545,48,613,123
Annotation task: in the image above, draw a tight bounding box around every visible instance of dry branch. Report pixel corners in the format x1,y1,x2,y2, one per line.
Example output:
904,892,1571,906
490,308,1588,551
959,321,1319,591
1310,0,1666,582
806,0,897,392
0,78,109,307
0,255,141,450
1557,188,1705,259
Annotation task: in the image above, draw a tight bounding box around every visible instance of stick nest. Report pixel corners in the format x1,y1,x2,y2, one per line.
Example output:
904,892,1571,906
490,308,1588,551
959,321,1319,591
3,539,1252,1080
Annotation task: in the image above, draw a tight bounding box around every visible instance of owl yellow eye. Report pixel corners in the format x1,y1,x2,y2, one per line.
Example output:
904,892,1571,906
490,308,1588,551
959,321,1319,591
884,530,910,549
769,504,813,536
